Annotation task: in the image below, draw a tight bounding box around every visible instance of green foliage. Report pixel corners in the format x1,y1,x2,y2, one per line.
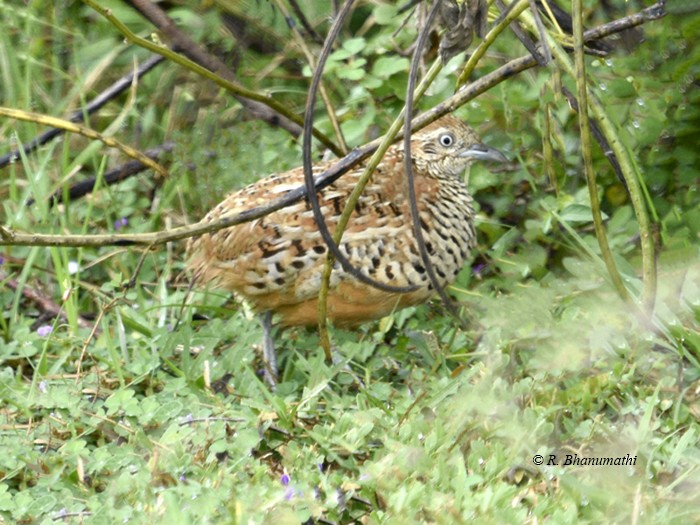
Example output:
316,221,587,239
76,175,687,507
1,0,699,523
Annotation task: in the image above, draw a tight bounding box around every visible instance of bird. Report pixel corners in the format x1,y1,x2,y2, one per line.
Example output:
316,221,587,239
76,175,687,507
187,114,507,383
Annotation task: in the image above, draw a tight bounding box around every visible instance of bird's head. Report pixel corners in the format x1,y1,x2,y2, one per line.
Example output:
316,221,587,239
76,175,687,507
405,115,507,179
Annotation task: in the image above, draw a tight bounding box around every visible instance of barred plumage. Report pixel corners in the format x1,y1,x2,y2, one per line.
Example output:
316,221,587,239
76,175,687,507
187,115,506,329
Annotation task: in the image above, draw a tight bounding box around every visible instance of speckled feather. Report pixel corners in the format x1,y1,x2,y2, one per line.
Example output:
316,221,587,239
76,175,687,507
187,115,486,327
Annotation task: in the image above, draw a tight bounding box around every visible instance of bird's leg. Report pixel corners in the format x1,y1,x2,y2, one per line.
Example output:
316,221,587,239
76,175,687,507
259,311,278,386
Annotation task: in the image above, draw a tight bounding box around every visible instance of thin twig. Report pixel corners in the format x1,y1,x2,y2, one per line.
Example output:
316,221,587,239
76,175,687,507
560,87,623,184
0,107,169,178
287,0,325,44
0,55,164,170
82,0,342,156
403,2,464,322
494,0,546,66
0,4,667,251
300,0,422,358
544,9,659,313
527,0,552,64
571,0,629,301
127,0,301,135
315,62,449,352
0,271,93,329
457,0,529,98
27,142,176,207
274,0,348,154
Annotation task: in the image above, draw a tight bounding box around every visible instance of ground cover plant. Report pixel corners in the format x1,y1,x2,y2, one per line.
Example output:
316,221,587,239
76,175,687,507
1,0,699,523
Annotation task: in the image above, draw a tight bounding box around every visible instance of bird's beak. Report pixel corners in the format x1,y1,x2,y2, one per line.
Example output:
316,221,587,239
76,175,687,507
460,143,508,163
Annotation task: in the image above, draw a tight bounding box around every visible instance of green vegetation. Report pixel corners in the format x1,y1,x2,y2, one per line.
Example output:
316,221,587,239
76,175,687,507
1,0,698,523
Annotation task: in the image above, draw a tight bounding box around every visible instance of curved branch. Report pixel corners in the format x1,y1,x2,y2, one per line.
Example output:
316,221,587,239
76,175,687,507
0,4,666,251
81,0,343,157
301,0,419,297
571,0,629,301
403,2,464,321
0,54,165,170
0,107,169,179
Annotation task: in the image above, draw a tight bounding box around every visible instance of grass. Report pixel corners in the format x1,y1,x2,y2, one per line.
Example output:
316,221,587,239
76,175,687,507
1,1,700,523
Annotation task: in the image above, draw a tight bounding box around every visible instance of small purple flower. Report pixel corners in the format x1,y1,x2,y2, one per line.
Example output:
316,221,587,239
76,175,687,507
37,325,53,337
0,255,4,266
114,217,128,230
472,262,487,277
284,487,296,501
39,381,48,393
280,471,291,486
179,473,186,482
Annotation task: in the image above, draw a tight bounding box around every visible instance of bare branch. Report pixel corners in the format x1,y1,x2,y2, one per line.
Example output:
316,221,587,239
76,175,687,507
0,55,165,170
0,108,169,179
0,3,667,250
27,142,176,208
403,1,464,321
301,0,419,301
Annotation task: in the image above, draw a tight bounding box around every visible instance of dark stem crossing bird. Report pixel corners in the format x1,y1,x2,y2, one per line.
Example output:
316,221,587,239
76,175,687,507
187,115,507,383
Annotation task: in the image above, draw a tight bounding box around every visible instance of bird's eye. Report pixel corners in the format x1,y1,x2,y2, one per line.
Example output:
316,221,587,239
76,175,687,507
439,133,455,147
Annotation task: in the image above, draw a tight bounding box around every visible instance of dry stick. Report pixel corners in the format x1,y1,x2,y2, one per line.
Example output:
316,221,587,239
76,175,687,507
560,87,624,185
299,0,422,358
527,0,553,63
546,9,660,312
274,0,348,154
457,0,529,87
302,0,414,296
0,54,165,170
315,58,445,354
0,108,168,179
571,0,629,302
81,0,342,156
28,142,176,207
494,0,547,67
315,61,454,354
76,300,114,378
126,0,301,136
403,2,464,323
0,4,667,250
0,271,92,329
287,0,325,44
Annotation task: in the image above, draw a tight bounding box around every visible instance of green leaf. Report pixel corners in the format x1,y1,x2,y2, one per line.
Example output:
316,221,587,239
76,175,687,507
559,203,608,223
374,4,399,25
342,37,366,54
372,56,410,78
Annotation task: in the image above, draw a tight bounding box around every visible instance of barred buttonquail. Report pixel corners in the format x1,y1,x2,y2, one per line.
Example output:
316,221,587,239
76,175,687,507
187,115,506,381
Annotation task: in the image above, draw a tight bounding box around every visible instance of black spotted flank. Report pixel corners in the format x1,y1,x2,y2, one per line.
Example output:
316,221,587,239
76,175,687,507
312,245,327,254
260,242,287,259
290,239,306,256
385,266,395,280
332,197,343,215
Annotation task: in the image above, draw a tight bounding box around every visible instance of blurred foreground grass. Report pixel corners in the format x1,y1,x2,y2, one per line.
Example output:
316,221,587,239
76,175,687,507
1,1,699,523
